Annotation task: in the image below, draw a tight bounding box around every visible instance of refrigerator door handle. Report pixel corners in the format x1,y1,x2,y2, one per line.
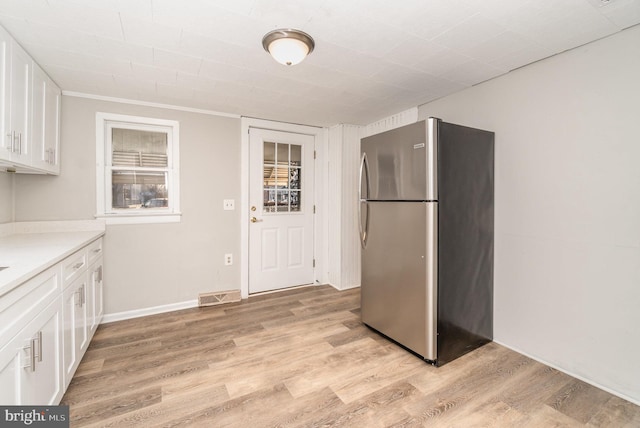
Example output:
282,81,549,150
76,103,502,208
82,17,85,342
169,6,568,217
359,152,371,248
359,152,370,200
359,200,369,248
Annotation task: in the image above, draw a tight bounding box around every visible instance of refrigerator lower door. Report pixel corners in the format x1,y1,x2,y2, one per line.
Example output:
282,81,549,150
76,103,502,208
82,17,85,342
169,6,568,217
361,201,437,361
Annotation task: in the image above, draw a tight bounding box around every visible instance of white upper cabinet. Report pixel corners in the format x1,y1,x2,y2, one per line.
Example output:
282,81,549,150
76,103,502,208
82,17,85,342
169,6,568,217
7,39,31,166
0,26,12,162
0,24,61,174
31,63,61,174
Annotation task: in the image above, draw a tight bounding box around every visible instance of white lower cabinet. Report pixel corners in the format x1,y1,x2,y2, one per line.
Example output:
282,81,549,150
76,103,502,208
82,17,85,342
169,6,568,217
0,235,104,404
62,272,88,388
88,258,104,335
0,295,63,406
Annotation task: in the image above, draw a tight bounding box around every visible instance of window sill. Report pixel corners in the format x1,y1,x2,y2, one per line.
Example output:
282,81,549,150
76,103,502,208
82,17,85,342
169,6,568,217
95,212,182,225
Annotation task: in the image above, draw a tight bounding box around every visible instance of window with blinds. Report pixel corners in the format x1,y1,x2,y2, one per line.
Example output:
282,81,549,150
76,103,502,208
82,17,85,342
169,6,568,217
110,128,169,210
96,113,180,223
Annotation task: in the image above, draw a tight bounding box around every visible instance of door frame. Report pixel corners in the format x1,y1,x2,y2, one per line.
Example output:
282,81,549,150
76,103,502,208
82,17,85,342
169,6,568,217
240,117,328,299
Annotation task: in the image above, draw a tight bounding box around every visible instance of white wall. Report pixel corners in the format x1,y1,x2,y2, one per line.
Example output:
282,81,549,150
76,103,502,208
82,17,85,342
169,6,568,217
14,96,242,316
0,172,13,223
418,25,640,404
327,124,361,289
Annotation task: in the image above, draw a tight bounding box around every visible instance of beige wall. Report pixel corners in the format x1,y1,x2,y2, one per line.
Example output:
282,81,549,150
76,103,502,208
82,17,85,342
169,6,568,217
0,172,13,223
14,96,241,314
418,25,640,403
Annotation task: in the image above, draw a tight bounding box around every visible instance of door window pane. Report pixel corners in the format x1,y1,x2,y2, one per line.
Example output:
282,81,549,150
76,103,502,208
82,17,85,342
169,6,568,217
263,142,303,213
290,190,301,211
291,145,301,166
264,142,275,165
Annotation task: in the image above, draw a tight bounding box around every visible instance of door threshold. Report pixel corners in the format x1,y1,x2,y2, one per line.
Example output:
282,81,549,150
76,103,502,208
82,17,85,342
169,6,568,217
249,282,318,297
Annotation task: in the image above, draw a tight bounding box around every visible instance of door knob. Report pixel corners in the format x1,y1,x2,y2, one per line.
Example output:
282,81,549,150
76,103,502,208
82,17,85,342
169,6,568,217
250,217,263,223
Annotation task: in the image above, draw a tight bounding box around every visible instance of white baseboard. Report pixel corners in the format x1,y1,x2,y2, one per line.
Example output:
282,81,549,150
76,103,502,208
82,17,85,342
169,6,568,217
102,299,199,324
494,340,640,407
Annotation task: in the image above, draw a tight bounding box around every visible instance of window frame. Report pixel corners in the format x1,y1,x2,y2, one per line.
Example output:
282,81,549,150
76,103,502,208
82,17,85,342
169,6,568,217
96,112,181,224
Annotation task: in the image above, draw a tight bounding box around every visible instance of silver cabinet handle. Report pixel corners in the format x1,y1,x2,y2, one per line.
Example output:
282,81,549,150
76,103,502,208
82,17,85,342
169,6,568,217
92,248,102,254
76,284,86,306
34,331,43,363
48,149,56,165
23,338,36,372
12,132,22,154
75,289,82,307
73,261,84,270
82,284,86,305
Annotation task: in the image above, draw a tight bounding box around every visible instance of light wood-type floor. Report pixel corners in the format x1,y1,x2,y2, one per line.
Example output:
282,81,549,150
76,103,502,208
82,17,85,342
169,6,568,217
62,285,640,427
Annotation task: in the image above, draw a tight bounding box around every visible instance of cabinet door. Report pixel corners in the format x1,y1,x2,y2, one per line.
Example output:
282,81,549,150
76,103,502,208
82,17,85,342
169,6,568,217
0,345,20,404
20,296,63,405
0,297,63,406
30,64,47,170
62,273,88,388
44,76,61,174
8,39,31,164
30,63,60,174
0,26,10,160
88,259,104,334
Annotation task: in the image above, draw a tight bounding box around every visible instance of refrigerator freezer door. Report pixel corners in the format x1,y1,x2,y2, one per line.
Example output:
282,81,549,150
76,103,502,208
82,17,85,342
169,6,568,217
361,201,437,360
361,121,435,201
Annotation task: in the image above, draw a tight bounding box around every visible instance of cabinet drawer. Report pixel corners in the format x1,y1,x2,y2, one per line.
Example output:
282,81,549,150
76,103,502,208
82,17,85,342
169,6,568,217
0,266,60,348
62,249,87,287
86,238,103,266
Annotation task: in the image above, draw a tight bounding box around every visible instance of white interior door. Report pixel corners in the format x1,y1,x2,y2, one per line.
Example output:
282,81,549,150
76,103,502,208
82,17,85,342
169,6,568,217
249,128,315,294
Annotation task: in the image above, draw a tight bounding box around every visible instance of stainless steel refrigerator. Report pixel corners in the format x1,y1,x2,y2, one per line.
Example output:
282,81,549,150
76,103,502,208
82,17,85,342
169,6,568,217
359,117,494,366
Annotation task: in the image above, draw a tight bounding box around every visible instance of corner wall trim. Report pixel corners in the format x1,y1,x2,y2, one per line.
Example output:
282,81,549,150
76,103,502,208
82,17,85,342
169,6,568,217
327,283,360,292
101,299,199,324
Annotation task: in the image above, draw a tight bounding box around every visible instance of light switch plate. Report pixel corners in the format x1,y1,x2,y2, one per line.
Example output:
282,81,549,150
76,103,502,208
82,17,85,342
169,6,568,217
223,199,235,210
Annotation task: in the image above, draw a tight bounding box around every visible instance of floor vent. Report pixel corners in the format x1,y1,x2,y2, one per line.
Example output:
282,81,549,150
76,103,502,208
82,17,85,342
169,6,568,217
198,290,241,307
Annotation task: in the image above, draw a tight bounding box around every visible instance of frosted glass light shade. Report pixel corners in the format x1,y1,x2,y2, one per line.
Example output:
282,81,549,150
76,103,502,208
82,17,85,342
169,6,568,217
262,29,315,66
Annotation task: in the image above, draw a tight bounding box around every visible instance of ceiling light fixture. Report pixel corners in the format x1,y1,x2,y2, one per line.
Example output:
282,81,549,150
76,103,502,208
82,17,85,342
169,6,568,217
262,28,315,66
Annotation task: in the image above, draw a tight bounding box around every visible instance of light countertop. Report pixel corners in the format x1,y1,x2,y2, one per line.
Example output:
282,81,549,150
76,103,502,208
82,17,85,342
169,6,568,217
0,220,105,297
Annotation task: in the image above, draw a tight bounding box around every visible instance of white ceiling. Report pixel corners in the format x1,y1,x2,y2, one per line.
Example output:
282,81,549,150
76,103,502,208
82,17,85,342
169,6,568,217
0,0,639,126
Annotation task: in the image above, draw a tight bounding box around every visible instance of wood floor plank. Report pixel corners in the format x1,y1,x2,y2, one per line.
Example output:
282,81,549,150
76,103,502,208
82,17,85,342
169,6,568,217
82,384,229,428
587,396,640,427
69,387,162,426
546,378,618,423
61,284,640,427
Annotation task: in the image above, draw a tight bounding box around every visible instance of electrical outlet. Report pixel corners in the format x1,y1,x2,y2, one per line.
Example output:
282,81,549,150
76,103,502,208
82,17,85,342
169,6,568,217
224,253,233,266
223,199,235,210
